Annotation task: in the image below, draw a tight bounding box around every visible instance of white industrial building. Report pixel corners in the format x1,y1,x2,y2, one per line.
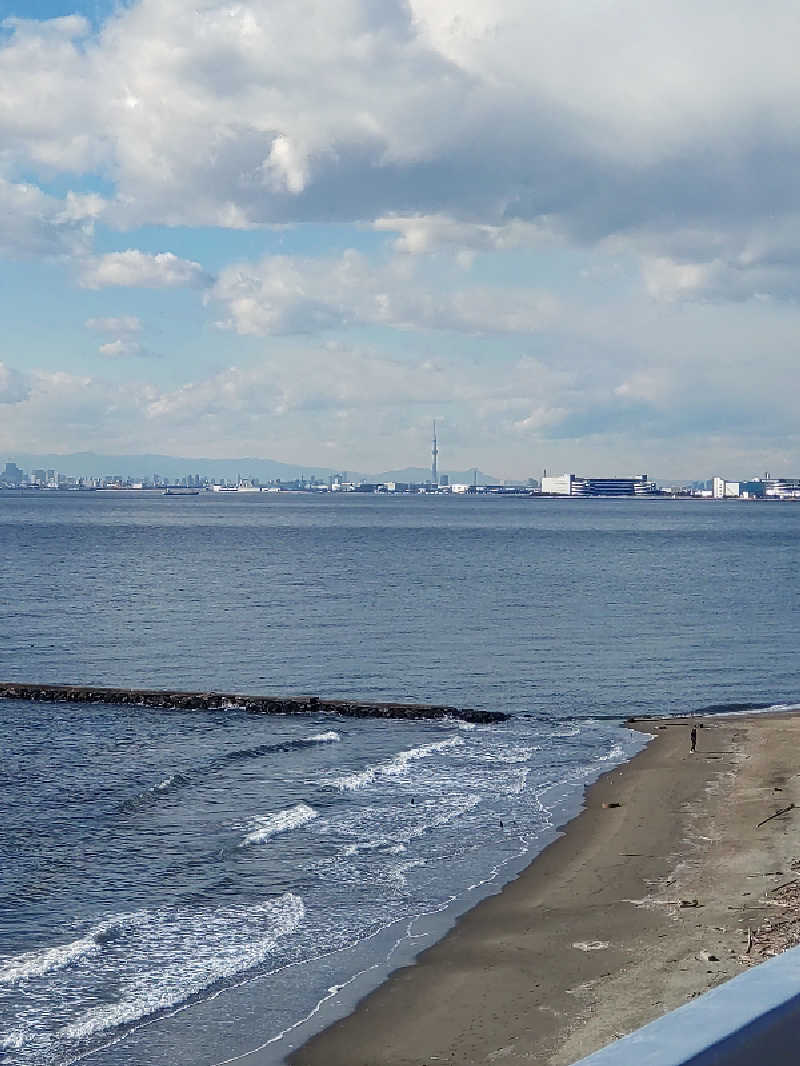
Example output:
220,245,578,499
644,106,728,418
541,473,657,497
713,477,740,498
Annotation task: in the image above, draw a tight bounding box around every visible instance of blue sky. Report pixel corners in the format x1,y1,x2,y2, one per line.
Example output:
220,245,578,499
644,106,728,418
2,0,800,478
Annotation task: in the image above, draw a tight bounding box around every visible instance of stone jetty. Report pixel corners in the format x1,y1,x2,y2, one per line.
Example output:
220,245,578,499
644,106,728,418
0,682,508,724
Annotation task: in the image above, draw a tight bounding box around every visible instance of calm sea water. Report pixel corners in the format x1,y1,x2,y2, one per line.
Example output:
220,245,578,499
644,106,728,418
1,493,799,1066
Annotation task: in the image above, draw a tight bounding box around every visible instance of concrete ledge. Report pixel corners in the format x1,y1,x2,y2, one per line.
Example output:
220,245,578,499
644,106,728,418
571,945,800,1065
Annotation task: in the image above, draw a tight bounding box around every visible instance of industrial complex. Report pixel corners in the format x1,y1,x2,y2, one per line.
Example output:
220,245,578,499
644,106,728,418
540,473,657,497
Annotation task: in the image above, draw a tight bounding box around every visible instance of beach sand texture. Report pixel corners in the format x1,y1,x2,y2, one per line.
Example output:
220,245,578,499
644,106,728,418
290,714,800,1066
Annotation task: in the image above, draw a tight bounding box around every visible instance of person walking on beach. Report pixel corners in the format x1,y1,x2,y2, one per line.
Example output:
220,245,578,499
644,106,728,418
690,726,697,753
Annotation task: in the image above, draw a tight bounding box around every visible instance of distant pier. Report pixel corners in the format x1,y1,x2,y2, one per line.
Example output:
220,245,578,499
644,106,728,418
0,682,508,725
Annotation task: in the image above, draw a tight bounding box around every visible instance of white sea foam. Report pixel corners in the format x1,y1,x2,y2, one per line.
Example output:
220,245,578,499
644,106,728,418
333,736,464,792
155,773,179,791
243,804,318,845
596,743,626,762
505,767,531,794
63,894,303,1046
407,793,481,838
6,894,305,1060
341,839,408,857
388,859,425,886
0,914,140,985
0,933,100,985
306,731,341,743
476,745,535,764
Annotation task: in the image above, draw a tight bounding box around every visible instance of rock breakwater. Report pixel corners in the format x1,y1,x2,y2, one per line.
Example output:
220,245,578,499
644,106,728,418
0,682,508,724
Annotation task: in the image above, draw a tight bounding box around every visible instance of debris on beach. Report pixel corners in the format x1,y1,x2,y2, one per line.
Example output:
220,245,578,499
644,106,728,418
744,879,800,963
754,803,795,830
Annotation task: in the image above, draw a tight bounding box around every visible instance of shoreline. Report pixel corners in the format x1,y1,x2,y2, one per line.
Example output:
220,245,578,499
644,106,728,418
288,713,800,1066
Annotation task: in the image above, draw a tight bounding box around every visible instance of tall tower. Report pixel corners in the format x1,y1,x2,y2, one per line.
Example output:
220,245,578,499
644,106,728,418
431,421,439,486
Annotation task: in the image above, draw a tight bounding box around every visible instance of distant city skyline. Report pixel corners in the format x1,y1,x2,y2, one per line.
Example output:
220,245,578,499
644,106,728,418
2,3,800,478
6,451,800,499
1,450,789,491
0,450,502,487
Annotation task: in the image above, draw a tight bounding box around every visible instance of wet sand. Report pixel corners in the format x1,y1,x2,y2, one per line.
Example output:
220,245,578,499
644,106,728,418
289,714,800,1066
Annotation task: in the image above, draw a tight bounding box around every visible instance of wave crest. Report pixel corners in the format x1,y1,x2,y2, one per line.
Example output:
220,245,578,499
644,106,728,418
333,736,464,792
242,804,318,845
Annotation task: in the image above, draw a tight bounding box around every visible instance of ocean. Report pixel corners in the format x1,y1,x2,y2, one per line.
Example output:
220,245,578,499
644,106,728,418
1,493,798,1066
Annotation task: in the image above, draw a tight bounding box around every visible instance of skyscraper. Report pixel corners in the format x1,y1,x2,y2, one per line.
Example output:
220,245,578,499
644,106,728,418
431,421,439,486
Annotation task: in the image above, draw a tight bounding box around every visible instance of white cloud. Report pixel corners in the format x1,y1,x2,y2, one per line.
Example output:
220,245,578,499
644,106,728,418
5,1,800,477
0,15,104,174
2,321,800,477
373,216,553,255
0,346,573,464
85,315,158,358
0,178,101,258
210,249,558,335
1,0,799,258
640,224,800,304
80,250,212,289
0,366,153,451
97,338,159,359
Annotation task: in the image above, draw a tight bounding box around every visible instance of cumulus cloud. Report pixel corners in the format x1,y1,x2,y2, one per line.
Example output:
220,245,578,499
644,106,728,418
0,178,101,258
80,251,212,289
5,1,800,475
210,249,558,335
640,228,800,304
1,0,799,261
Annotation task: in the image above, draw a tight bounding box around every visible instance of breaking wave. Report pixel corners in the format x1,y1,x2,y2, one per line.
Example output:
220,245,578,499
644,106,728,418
242,804,319,845
332,736,464,791
2,894,304,1061
0,913,141,986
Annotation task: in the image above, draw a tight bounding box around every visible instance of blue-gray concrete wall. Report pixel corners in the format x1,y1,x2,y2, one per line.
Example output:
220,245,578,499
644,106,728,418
571,945,800,1065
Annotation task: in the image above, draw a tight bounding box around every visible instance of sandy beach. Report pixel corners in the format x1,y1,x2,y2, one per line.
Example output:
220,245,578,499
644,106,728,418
289,713,800,1066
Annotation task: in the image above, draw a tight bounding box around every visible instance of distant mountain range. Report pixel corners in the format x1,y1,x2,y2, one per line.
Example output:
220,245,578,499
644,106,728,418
6,451,501,485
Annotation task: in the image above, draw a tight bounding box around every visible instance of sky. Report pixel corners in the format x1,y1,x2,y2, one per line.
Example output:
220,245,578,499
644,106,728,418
1,0,799,479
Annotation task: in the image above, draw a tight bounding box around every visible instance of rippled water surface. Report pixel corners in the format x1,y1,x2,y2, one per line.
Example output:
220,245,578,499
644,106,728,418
1,493,799,1065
